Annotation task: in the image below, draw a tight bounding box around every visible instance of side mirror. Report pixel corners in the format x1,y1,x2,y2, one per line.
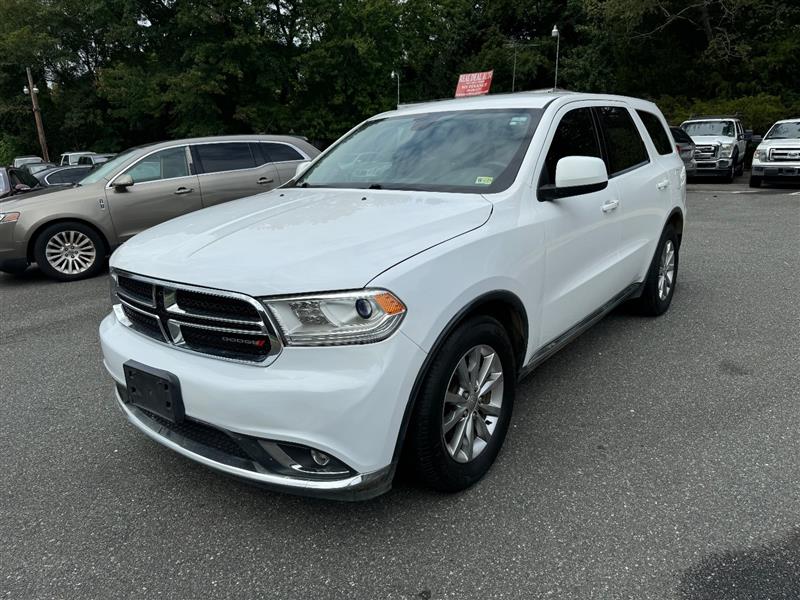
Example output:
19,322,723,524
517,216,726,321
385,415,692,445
539,156,609,201
113,174,134,191
13,183,31,193
294,161,311,177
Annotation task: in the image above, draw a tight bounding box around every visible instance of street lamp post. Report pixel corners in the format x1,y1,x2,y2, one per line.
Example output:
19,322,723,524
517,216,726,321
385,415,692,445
551,25,560,91
390,70,400,107
23,67,50,162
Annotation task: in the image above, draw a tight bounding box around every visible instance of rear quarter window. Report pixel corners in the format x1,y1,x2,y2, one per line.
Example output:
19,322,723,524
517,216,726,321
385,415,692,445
637,110,674,155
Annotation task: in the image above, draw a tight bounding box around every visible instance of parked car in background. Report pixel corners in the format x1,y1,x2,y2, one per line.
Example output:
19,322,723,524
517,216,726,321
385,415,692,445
12,155,43,168
750,119,800,188
0,135,319,280
0,166,57,202
60,151,96,166
680,116,749,182
78,153,115,166
100,92,686,500
670,126,696,176
34,165,92,187
22,162,57,175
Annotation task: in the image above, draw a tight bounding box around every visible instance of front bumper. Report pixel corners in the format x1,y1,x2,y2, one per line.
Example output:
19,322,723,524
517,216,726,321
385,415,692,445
693,157,733,174
100,313,427,500
0,222,27,268
751,163,800,179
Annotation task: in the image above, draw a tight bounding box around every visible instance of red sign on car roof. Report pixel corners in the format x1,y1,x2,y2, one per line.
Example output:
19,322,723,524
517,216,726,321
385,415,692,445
455,70,493,98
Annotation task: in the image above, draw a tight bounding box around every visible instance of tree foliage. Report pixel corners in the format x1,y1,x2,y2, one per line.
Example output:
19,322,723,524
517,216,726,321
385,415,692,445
0,0,798,163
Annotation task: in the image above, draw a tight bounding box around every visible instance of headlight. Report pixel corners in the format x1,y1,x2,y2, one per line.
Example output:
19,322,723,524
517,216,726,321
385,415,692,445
262,289,406,346
754,149,768,161
0,212,20,224
718,143,734,158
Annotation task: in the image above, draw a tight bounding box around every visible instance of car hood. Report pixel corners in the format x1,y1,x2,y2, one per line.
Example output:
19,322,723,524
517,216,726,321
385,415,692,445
0,185,62,203
0,182,96,207
111,187,493,296
756,138,800,150
688,135,736,146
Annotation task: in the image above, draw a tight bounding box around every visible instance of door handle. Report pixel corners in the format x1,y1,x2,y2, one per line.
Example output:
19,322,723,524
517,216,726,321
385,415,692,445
174,187,194,195
657,179,670,190
601,199,619,213
257,177,274,185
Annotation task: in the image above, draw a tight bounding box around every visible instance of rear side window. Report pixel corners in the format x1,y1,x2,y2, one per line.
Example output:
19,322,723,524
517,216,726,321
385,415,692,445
261,142,304,163
540,107,602,187
195,143,256,173
637,110,673,155
670,127,692,144
596,107,649,175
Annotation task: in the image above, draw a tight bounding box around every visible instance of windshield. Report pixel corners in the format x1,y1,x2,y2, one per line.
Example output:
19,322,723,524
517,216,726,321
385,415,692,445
78,149,138,185
682,120,735,137
765,121,800,140
295,109,543,193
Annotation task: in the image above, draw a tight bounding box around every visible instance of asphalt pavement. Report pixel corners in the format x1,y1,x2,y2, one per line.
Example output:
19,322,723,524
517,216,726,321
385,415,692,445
1,177,799,599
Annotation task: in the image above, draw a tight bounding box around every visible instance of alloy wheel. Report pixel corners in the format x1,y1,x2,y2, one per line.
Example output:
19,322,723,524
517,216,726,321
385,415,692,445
657,239,675,300
45,230,97,275
442,344,504,463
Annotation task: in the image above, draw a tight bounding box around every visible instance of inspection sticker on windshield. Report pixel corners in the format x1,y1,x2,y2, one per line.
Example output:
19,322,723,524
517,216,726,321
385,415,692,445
475,176,494,185
509,116,529,126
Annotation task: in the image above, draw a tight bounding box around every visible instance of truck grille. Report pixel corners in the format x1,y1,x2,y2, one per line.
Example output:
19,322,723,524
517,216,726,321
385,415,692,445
113,271,282,365
769,148,800,162
695,144,718,160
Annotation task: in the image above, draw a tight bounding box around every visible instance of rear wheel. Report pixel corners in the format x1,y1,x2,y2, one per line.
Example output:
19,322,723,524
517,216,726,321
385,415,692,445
635,225,679,316
33,222,106,281
406,316,515,492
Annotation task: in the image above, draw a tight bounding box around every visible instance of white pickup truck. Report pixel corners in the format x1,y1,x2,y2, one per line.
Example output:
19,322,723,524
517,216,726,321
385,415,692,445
680,116,749,182
750,119,800,187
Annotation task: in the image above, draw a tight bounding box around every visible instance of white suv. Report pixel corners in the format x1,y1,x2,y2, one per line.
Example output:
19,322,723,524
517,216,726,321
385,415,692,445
750,118,800,187
100,92,686,500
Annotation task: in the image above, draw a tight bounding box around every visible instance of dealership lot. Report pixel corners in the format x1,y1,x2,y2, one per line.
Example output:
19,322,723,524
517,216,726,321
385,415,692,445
1,179,798,599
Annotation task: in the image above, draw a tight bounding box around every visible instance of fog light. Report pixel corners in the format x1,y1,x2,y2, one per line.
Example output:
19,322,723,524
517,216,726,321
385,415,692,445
311,449,330,466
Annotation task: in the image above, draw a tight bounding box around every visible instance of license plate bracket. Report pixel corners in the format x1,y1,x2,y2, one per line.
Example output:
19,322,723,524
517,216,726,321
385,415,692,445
123,360,185,423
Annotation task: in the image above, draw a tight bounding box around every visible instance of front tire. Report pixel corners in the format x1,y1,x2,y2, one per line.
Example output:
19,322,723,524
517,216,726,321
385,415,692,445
33,222,106,281
406,316,515,492
635,224,679,316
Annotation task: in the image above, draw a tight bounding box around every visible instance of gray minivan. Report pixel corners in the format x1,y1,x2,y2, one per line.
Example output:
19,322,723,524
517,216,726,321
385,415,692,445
0,135,318,281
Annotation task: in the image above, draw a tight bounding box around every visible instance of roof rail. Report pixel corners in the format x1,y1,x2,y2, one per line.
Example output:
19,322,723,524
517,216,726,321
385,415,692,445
396,88,576,108
687,113,741,120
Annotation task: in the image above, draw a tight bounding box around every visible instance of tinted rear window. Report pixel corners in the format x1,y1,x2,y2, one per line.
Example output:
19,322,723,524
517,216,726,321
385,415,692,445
637,110,673,155
596,107,649,175
195,143,256,173
670,127,692,144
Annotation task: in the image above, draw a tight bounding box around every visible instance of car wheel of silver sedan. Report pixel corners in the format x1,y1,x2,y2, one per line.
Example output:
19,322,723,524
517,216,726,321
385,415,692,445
33,221,107,282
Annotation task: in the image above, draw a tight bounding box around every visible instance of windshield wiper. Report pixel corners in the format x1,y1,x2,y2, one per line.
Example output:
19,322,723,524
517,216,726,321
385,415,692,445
367,183,382,189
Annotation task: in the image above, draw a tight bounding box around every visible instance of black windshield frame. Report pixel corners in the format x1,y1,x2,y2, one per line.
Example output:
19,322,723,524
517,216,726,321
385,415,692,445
292,108,544,194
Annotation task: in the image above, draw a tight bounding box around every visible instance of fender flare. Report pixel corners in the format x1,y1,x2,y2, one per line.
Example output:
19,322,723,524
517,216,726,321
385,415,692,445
390,290,528,465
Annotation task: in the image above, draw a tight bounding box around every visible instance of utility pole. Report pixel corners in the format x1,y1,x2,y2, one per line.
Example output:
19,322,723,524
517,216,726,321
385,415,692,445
24,67,50,162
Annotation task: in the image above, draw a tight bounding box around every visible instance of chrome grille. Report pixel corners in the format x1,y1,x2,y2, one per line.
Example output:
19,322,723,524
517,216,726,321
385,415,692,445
112,271,282,365
694,144,718,160
769,148,800,162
